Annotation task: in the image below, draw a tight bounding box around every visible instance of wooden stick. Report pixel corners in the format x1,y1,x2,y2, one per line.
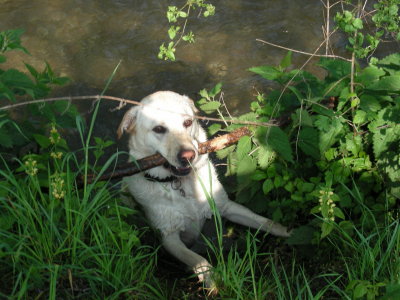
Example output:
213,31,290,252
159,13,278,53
83,127,252,185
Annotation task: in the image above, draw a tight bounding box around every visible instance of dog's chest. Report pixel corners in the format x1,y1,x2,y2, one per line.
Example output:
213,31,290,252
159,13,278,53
162,178,212,220
126,174,213,234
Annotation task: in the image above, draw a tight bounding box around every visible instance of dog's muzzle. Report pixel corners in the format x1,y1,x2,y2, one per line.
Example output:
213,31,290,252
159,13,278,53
163,149,196,176
163,161,192,176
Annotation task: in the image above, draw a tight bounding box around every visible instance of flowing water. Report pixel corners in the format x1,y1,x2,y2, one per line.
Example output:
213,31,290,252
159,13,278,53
1,0,398,138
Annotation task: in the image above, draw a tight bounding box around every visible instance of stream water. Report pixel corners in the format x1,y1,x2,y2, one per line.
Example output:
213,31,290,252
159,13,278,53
1,0,398,140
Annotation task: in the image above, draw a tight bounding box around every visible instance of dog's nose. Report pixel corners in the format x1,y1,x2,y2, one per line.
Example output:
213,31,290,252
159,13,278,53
178,149,196,166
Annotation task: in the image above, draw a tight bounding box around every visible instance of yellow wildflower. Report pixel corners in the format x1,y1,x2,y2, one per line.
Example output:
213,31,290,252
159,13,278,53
25,158,38,176
49,125,61,144
50,152,63,159
51,174,66,199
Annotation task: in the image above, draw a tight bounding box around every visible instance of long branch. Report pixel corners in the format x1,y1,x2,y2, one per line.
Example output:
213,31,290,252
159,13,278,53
0,95,277,128
83,126,252,185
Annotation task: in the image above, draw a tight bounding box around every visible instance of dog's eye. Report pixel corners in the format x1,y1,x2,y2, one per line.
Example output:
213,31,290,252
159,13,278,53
153,126,167,134
183,119,193,128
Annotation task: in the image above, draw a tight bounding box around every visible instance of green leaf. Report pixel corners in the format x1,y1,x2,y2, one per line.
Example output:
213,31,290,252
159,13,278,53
216,145,235,159
352,18,363,29
381,283,400,300
33,134,51,148
345,134,362,156
356,66,385,85
371,109,400,157
359,94,381,112
334,207,345,219
318,58,352,80
199,101,221,114
199,88,208,99
249,65,282,81
207,123,221,135
265,127,293,163
178,11,187,18
315,116,344,153
298,127,320,160
353,110,367,124
351,97,360,108
286,225,316,245
377,53,400,70
272,207,283,221
168,26,180,39
209,82,222,97
353,282,368,298
0,69,35,89
274,175,283,188
257,145,275,169
367,75,400,91
0,29,29,53
0,129,12,148
236,156,257,186
279,51,292,70
312,104,336,117
0,55,6,63
300,182,314,193
321,222,334,238
262,178,274,195
251,170,267,181
293,109,313,127
236,136,252,161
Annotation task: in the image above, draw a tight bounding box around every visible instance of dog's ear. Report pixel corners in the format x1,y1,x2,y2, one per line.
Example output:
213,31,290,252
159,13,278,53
117,106,139,139
186,96,199,114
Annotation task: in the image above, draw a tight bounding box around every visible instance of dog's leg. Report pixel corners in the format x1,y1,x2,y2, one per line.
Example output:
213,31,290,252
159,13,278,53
162,232,216,289
220,200,291,237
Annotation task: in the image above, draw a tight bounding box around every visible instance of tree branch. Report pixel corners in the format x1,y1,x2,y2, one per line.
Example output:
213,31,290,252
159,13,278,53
0,95,278,128
82,126,252,185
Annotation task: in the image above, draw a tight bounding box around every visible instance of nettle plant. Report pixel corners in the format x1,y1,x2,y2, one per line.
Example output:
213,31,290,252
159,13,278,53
196,0,400,239
158,0,215,61
201,51,399,240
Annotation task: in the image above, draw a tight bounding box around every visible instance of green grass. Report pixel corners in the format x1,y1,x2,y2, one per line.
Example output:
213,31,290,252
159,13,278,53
1,146,399,299
1,123,398,299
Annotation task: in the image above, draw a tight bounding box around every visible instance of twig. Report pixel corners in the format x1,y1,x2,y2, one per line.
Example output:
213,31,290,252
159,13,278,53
256,38,351,62
325,0,330,55
0,95,141,111
0,95,278,128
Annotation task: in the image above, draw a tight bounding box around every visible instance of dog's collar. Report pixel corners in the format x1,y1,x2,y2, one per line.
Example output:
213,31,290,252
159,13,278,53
143,172,186,197
144,172,177,183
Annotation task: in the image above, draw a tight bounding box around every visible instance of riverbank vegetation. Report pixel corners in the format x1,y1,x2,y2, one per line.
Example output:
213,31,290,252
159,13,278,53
1,0,399,299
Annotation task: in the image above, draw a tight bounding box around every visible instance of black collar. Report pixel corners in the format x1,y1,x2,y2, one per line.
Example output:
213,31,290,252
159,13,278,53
144,172,177,183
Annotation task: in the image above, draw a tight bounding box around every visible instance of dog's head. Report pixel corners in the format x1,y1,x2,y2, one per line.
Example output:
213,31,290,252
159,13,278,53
118,91,204,177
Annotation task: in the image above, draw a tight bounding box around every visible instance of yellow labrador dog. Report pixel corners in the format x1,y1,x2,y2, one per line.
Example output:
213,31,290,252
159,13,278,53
118,91,291,289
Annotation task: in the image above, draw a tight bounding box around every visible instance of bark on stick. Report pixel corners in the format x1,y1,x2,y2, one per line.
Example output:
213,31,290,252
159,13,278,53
83,127,252,185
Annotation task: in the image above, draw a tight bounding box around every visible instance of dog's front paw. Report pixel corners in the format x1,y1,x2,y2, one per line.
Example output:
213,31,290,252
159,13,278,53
270,222,292,238
194,260,218,294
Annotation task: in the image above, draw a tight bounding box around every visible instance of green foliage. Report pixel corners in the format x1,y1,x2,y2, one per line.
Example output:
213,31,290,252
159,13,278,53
198,51,399,247
335,0,400,58
0,123,157,298
158,0,216,60
0,29,75,154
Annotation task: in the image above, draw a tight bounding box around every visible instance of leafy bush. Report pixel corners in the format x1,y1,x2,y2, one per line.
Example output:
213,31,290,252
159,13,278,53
196,0,400,244
199,51,399,242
